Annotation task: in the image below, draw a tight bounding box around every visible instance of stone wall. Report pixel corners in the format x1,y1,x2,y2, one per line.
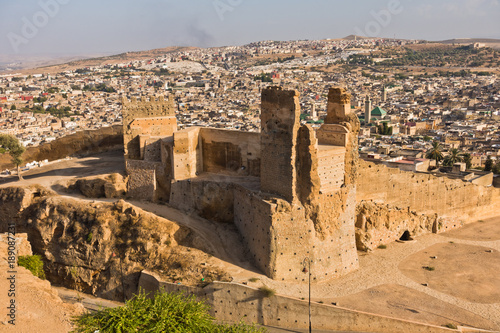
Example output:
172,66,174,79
200,128,260,177
126,160,160,201
172,127,202,181
138,271,462,333
0,125,123,170
260,87,300,202
356,160,500,250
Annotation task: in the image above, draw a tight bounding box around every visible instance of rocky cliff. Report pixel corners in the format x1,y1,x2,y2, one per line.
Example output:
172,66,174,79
0,186,230,301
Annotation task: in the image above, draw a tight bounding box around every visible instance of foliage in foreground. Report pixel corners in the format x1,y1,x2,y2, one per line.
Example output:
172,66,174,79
18,255,46,279
72,289,266,333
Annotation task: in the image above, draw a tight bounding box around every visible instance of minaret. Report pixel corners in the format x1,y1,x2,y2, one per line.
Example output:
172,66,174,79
311,103,317,121
365,96,372,125
382,86,387,102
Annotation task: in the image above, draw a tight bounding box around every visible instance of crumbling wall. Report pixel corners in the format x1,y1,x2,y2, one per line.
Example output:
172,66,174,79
0,125,123,170
126,160,159,201
260,87,300,202
200,128,260,177
356,160,500,250
357,160,500,222
170,180,235,224
172,128,202,181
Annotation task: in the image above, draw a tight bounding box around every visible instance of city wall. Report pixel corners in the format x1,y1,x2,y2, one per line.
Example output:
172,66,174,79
138,271,461,333
356,160,500,250
0,125,123,170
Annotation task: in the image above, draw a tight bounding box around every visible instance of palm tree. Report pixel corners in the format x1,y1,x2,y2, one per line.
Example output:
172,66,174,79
443,148,463,166
426,141,444,166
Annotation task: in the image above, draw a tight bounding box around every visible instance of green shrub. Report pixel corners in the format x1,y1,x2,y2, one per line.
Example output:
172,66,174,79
71,289,266,333
248,278,259,283
423,266,435,271
443,323,458,329
259,286,276,298
18,255,46,279
377,244,387,249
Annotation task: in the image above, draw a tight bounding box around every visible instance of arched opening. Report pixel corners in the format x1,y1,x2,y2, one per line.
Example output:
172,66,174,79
400,231,412,241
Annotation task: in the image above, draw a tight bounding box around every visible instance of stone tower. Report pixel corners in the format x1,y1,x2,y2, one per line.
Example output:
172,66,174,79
364,96,372,125
122,95,177,160
234,87,360,282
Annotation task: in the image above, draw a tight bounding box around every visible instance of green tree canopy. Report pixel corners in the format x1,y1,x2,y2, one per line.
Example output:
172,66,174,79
426,141,444,165
443,148,464,167
0,134,25,180
484,156,493,172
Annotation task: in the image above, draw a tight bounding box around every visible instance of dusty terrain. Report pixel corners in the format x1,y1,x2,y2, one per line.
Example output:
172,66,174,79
1,153,499,331
0,235,83,332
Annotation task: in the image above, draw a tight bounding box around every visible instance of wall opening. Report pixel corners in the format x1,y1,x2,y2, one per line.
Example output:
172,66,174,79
399,230,412,241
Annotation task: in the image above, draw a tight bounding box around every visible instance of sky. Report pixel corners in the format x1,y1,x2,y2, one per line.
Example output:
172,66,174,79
0,0,500,56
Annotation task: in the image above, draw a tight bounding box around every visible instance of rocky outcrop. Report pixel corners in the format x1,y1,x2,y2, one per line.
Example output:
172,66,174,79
0,187,231,301
73,173,127,199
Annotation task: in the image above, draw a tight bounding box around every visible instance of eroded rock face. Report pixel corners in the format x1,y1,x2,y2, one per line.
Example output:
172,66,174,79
355,201,439,251
73,173,127,199
0,188,231,301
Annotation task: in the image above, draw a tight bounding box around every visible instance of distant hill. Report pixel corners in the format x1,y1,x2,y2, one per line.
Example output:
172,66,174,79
438,38,500,44
343,35,372,40
0,46,198,75
438,38,500,50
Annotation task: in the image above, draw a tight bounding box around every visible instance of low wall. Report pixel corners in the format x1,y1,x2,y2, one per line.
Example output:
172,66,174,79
138,270,460,333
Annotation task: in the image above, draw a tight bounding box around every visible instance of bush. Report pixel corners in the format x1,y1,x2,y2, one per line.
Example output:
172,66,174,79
18,255,46,279
423,266,435,271
259,286,276,298
72,289,266,333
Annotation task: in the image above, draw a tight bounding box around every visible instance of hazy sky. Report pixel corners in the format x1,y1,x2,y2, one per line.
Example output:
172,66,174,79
1,0,499,56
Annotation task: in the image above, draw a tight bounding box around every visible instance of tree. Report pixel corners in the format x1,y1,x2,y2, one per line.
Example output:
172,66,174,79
484,156,493,172
426,141,444,165
443,148,463,166
493,162,500,175
461,153,472,169
10,105,16,110
0,134,25,180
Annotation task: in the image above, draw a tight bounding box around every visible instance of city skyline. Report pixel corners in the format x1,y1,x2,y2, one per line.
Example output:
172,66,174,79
1,0,500,57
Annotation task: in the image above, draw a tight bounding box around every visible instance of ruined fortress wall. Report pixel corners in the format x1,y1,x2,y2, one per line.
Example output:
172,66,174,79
356,160,500,250
125,160,159,201
357,160,500,221
0,125,123,170
169,180,235,224
260,87,300,202
199,128,260,177
233,187,274,275
172,127,202,181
